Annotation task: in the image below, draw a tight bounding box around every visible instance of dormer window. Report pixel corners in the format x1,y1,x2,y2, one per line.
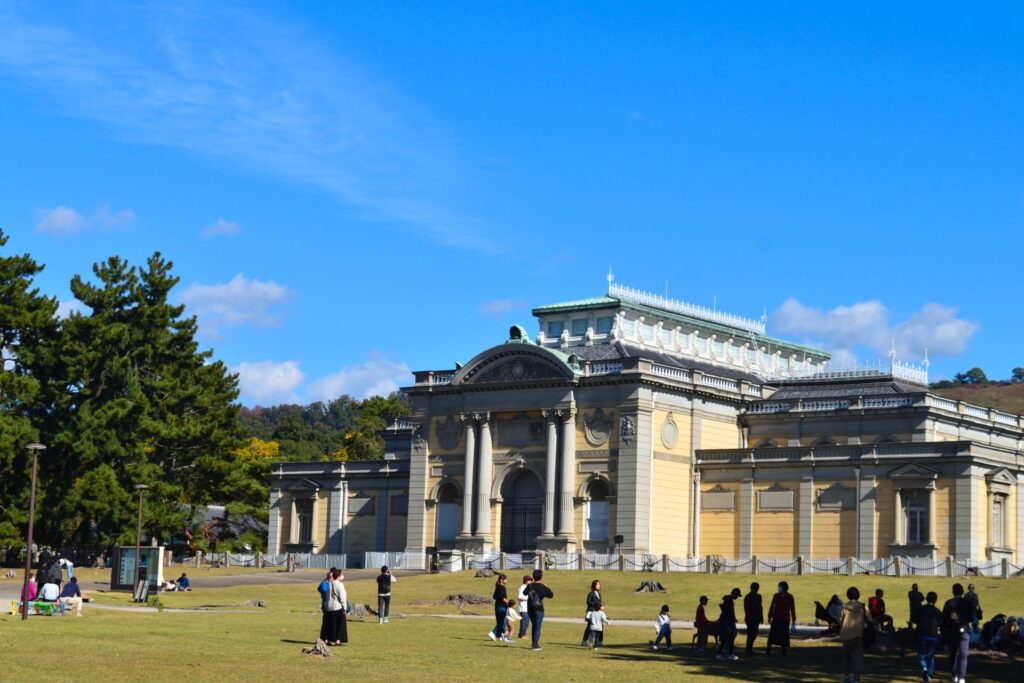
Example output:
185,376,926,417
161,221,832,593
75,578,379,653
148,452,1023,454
547,320,565,337
571,319,588,336
596,316,614,334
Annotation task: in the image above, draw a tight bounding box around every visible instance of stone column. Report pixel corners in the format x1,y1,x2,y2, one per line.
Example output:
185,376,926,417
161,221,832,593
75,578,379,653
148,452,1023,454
328,485,345,553
459,415,476,537
857,474,877,559
557,409,577,537
954,469,977,559
894,488,903,545
798,478,814,558
476,414,493,538
927,486,936,549
542,410,558,537
739,478,754,558
268,489,282,554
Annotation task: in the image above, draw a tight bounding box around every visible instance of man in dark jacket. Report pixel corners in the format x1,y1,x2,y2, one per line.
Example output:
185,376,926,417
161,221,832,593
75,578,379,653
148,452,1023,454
942,583,975,683
525,569,554,651
915,591,942,682
908,583,924,625
744,582,764,655
376,565,395,624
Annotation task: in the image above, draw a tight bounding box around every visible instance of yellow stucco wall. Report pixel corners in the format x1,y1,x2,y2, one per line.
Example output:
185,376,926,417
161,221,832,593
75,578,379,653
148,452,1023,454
701,417,741,449
1007,491,1017,562
344,495,378,551
314,491,328,548
699,484,738,557
810,481,856,559
973,477,986,559
752,485,797,558
279,496,292,549
875,479,895,556
652,458,690,555
933,480,953,556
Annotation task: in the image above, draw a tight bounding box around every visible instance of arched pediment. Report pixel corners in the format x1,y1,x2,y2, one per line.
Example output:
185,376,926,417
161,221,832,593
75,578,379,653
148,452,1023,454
453,343,580,386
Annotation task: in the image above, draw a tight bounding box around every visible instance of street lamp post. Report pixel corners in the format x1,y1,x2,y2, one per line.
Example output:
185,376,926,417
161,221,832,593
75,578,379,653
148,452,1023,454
21,443,46,621
132,484,149,602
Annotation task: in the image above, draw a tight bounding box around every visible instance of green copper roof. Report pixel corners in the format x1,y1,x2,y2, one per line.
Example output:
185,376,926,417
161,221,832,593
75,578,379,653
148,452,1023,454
531,296,619,314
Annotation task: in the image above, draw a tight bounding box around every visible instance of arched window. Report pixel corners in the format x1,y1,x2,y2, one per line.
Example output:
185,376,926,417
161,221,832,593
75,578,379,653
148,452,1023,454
435,483,460,541
753,439,778,449
812,438,837,448
584,479,610,542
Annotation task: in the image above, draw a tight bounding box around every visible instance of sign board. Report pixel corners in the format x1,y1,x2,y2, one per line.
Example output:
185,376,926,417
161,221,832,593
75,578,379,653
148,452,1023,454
110,546,165,591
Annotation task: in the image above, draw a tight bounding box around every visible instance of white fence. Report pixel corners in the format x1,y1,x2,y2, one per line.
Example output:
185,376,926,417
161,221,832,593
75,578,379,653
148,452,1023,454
199,552,1023,578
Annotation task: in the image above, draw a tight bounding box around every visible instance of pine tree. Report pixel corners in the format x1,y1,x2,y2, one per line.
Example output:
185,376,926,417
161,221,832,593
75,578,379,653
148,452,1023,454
0,229,58,551
43,253,247,548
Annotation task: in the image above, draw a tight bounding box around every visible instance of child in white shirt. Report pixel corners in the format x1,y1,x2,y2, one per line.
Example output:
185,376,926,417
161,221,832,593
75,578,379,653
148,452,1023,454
586,602,610,648
505,606,521,640
651,604,672,651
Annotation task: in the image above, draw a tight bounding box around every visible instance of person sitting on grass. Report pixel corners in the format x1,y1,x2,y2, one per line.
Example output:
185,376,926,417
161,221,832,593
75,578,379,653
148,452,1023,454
868,589,893,631
176,573,191,591
21,574,37,603
650,604,672,652
59,576,85,617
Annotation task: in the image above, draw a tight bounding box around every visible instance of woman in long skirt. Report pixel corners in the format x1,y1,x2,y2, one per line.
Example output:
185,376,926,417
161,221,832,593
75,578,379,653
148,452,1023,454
321,569,348,645
333,570,349,644
766,581,796,656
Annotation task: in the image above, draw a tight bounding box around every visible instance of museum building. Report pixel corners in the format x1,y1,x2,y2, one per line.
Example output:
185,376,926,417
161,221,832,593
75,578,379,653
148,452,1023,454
267,282,1024,564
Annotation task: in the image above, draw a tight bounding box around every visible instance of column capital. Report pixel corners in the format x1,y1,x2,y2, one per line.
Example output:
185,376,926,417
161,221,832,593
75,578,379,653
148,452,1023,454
542,408,558,419
557,407,577,420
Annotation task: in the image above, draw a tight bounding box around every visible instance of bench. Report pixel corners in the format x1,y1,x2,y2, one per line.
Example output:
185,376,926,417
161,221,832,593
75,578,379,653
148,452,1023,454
9,600,66,616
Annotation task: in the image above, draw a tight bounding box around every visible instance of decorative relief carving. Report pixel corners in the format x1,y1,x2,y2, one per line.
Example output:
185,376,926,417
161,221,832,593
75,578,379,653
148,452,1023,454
578,449,617,459
620,415,636,445
701,484,734,511
584,408,613,446
475,357,565,383
436,415,461,451
758,483,794,511
661,412,678,449
497,413,544,447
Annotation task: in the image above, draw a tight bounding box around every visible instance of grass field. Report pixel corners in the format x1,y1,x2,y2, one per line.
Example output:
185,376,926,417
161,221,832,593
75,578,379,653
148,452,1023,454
1,569,1020,682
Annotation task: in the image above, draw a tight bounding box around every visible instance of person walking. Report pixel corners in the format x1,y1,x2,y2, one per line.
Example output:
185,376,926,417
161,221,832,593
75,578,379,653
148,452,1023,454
525,569,553,651
516,575,533,639
376,565,395,624
650,604,672,651
965,583,981,631
942,583,974,683
489,573,512,642
716,587,741,660
581,579,602,646
694,595,710,653
744,582,764,655
915,591,942,682
766,581,796,656
908,583,924,626
839,586,873,683
586,601,610,649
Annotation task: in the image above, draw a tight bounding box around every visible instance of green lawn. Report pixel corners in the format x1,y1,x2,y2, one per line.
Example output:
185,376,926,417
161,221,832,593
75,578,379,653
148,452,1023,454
1,570,1019,682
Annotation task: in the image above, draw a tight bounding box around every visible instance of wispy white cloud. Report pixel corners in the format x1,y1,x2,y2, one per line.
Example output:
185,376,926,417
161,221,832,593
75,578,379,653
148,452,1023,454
35,205,135,236
477,298,527,317
202,218,240,238
306,353,410,401
771,298,978,362
0,3,489,249
56,299,86,319
179,273,294,336
235,360,304,405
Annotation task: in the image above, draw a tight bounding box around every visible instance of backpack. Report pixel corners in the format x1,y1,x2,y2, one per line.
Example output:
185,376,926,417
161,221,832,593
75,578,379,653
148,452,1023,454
527,584,544,611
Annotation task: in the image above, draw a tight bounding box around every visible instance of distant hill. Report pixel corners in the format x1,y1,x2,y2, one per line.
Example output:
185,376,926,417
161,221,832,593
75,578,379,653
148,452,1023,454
931,382,1024,416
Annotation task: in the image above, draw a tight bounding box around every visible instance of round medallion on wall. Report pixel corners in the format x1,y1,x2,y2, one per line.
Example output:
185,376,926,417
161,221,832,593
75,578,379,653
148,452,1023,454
512,361,525,379
661,412,678,449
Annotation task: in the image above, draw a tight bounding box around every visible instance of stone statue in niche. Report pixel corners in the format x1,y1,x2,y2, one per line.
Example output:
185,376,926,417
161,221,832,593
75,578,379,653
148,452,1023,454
661,412,678,449
497,413,545,447
436,414,461,451
584,408,613,446
620,415,636,445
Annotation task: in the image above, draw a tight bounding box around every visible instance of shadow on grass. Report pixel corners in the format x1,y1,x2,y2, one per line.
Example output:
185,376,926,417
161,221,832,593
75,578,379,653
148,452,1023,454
596,640,1014,683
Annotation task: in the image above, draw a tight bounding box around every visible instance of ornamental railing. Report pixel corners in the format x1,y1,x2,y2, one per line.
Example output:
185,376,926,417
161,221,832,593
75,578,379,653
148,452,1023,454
609,282,766,335
587,362,623,376
650,364,690,382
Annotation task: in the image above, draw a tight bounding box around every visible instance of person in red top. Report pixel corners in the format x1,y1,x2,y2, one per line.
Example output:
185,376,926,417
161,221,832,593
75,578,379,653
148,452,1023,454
695,595,710,653
766,581,797,656
868,589,893,631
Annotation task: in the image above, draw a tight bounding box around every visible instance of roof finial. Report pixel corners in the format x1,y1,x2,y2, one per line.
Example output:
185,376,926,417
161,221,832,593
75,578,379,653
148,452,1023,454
606,266,614,291
923,347,930,368
889,337,897,372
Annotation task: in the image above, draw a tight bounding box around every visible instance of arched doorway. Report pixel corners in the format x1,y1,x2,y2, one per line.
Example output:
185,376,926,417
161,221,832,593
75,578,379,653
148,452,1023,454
500,470,543,552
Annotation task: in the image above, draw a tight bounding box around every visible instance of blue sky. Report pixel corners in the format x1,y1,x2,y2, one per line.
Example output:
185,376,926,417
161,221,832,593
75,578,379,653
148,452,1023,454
1,2,1021,405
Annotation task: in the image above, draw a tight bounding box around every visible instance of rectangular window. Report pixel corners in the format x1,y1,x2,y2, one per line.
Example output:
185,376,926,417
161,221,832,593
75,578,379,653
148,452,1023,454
436,503,459,541
585,501,610,541
993,497,1004,548
295,499,314,543
596,316,614,334
620,319,635,336
661,328,673,346
641,324,654,343
904,496,928,545
571,318,588,336
713,341,725,358
547,320,565,337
